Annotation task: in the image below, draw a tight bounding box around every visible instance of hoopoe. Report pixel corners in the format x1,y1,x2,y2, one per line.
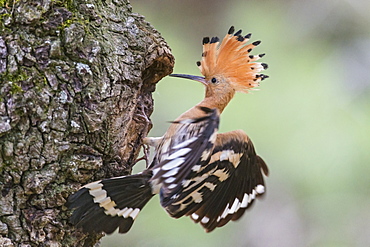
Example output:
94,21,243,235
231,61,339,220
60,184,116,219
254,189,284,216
68,26,269,234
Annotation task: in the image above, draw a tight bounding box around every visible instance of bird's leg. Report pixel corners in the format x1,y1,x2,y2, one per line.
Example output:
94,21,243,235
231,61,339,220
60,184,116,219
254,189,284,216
133,105,154,168
133,143,150,167
136,137,163,168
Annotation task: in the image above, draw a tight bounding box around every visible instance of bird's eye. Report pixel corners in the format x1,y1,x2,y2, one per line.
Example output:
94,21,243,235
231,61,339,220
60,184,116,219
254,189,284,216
211,77,217,83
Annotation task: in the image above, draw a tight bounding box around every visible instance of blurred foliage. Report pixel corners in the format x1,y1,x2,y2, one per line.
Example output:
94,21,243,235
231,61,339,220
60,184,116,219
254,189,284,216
102,0,370,246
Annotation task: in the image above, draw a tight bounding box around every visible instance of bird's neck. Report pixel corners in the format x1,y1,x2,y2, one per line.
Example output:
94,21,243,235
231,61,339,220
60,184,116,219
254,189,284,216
197,91,235,113
175,90,235,121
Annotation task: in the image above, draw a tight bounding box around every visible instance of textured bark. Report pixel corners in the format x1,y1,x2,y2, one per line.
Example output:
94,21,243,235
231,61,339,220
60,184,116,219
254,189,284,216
0,0,174,246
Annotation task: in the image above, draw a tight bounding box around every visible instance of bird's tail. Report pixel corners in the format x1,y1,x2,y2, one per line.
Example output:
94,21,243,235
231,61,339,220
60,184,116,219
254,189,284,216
67,170,154,234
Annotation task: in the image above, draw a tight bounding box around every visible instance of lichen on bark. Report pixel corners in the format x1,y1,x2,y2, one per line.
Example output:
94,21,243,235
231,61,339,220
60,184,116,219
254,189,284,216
0,0,174,246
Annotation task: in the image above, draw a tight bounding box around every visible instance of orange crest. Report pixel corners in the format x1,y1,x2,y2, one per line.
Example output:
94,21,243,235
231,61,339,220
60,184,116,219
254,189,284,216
197,26,268,93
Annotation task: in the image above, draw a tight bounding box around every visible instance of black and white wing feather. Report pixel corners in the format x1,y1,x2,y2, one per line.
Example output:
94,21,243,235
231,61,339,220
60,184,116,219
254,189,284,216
164,130,268,231
150,107,220,206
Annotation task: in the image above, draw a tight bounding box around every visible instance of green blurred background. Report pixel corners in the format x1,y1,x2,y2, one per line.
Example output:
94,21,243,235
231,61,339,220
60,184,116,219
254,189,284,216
102,0,370,246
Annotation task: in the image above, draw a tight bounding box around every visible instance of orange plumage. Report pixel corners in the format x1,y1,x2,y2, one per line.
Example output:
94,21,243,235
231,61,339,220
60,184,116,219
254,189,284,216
197,26,268,93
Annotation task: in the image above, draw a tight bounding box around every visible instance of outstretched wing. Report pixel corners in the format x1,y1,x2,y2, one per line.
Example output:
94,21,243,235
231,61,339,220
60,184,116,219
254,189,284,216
150,107,220,204
164,130,269,231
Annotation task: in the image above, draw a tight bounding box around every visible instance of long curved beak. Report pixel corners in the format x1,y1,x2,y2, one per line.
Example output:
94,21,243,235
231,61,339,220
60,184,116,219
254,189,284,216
169,74,206,85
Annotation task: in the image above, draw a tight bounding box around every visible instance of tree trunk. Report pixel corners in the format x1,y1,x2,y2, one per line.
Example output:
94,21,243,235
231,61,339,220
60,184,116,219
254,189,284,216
0,0,174,246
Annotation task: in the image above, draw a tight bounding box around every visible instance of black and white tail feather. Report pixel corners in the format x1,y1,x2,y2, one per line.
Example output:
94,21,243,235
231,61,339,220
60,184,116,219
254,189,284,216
67,107,268,234
68,171,153,234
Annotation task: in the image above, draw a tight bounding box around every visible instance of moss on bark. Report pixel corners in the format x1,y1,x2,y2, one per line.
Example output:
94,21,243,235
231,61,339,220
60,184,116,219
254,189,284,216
0,0,174,246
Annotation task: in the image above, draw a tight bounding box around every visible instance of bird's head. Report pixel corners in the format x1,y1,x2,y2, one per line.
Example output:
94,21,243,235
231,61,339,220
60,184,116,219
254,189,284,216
170,26,268,98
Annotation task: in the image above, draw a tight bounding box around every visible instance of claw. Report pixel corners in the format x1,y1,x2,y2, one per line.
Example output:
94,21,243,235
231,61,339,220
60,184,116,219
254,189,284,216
134,106,152,129
131,105,153,167
134,143,151,168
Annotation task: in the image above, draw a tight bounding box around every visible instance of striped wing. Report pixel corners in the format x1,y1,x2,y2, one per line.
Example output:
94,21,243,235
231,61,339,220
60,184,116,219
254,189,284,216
164,130,269,231
151,107,219,202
